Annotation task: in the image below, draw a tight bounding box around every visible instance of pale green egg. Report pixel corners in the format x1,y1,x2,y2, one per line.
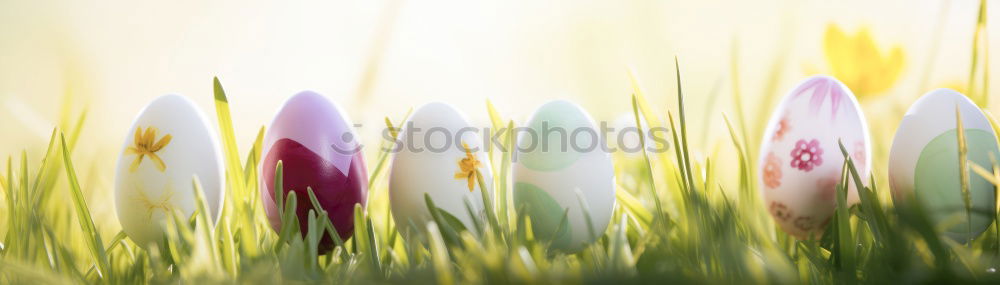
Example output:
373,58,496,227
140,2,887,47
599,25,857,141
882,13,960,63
889,89,998,242
513,100,615,251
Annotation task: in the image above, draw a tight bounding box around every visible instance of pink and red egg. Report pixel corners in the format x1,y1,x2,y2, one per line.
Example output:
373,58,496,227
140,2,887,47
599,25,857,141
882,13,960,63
260,91,368,249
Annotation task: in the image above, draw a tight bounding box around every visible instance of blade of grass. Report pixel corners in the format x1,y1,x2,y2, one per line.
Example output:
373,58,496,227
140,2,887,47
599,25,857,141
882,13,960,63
475,170,500,238
463,198,484,235
833,159,855,282
968,0,990,107
306,209,321,272
969,158,1000,255
729,40,751,162
627,68,674,167
274,191,300,251
273,160,285,218
242,126,266,189
614,188,652,227
59,133,109,278
29,128,57,194
955,105,973,244
497,120,515,234
190,176,223,274
674,57,696,192
424,193,463,247
632,94,665,223
426,222,454,285
486,99,503,169
305,187,347,259
213,78,247,191
369,109,411,188
353,203,381,272
575,189,598,244
666,112,688,195
722,114,750,208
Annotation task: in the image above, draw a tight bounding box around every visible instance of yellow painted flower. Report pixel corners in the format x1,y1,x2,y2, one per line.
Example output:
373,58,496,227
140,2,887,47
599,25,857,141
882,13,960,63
454,143,482,192
135,187,174,220
824,24,905,99
126,126,172,172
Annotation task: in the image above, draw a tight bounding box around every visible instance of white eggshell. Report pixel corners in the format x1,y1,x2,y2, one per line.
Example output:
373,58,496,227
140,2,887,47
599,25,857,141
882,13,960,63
889,89,997,241
758,76,871,239
513,100,616,251
114,94,225,247
388,102,493,237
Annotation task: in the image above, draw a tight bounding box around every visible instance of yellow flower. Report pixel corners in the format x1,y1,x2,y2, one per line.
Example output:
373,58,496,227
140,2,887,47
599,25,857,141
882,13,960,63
454,143,482,192
824,24,905,99
941,81,967,95
126,126,172,172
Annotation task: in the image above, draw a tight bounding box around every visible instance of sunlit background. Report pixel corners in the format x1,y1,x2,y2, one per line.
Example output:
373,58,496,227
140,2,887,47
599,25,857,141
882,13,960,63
0,0,994,235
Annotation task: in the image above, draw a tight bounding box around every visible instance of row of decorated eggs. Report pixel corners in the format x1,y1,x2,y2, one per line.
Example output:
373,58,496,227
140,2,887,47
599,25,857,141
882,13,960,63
758,76,997,241
114,92,616,251
114,78,997,249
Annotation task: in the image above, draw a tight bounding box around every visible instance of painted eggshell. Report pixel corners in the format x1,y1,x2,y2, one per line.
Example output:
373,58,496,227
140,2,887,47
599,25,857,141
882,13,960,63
115,94,225,247
889,89,998,241
388,102,493,238
757,76,871,239
513,100,616,251
260,91,368,248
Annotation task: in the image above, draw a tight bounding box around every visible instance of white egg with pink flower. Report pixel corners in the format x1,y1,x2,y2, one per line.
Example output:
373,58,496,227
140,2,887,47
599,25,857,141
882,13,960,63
757,75,872,239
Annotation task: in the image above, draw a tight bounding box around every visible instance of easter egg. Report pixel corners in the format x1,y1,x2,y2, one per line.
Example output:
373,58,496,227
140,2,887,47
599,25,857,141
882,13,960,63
513,100,615,251
388,102,493,238
889,88,998,241
260,91,368,247
757,76,871,239
115,94,225,247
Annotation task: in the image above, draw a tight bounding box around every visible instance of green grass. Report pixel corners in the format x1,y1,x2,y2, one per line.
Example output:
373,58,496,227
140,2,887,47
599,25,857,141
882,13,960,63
9,20,1000,283
4,61,1000,283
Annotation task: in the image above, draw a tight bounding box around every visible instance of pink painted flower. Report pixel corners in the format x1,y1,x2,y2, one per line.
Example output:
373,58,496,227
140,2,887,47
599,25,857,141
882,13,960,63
794,216,815,232
773,116,791,142
790,76,848,120
769,202,792,221
790,139,823,172
852,141,866,166
763,152,782,189
816,177,838,201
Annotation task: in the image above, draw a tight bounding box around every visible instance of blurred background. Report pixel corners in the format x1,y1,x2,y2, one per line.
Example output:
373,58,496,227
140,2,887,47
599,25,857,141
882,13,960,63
0,0,993,227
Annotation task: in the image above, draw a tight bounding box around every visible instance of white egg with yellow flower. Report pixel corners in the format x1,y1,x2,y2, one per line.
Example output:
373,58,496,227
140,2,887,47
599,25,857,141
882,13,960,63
388,102,493,238
114,94,225,247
